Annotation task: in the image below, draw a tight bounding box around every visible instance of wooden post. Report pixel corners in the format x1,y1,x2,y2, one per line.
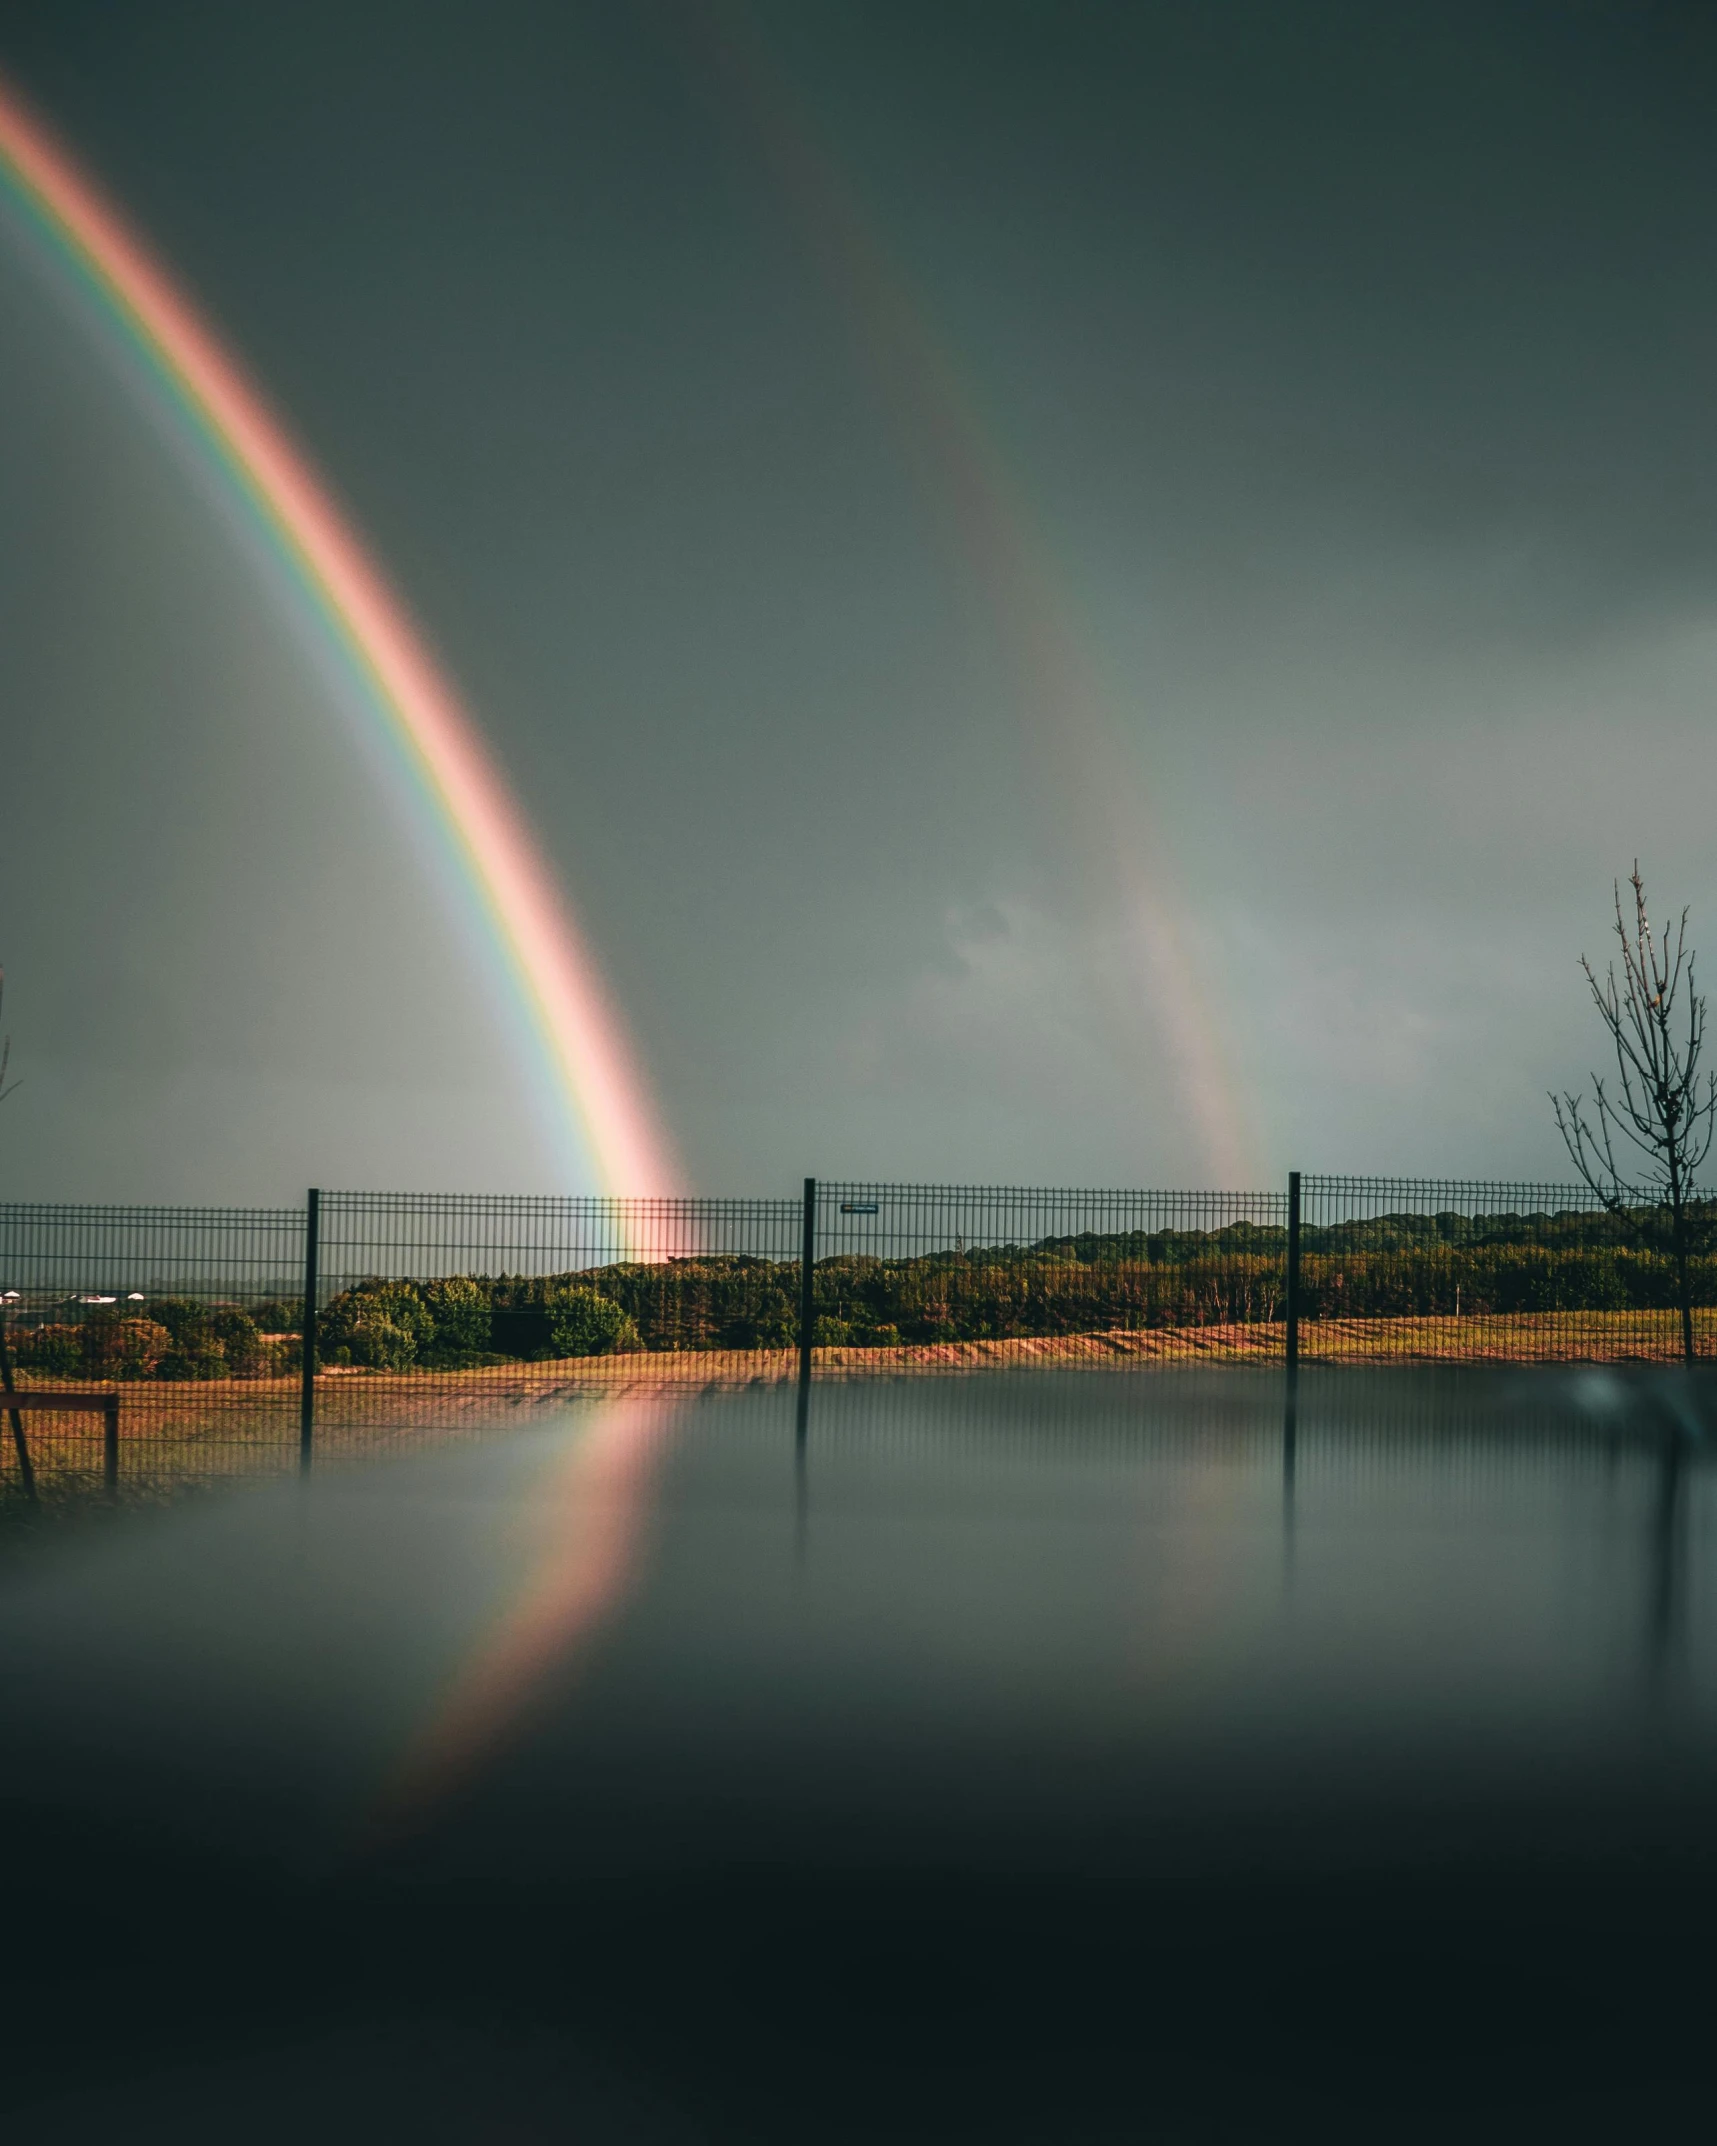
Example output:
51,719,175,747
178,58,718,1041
0,1388,116,1499
0,1310,35,1503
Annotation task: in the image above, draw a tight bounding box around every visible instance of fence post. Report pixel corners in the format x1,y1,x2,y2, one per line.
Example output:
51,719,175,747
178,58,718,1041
103,1396,119,1497
299,1187,320,1473
1285,1170,1301,1378
798,1178,817,1395
0,1310,35,1503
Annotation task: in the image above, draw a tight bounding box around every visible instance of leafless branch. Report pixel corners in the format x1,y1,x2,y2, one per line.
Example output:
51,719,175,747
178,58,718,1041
1552,865,1717,1360
0,969,16,1106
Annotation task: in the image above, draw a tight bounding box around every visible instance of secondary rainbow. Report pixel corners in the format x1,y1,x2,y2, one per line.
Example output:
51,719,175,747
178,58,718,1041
685,6,1260,1184
0,73,679,1199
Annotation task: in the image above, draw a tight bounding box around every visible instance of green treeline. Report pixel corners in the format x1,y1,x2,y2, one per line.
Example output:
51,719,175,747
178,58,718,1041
324,1231,1717,1365
1294,1244,1717,1316
7,1212,1712,1378
9,1300,300,1381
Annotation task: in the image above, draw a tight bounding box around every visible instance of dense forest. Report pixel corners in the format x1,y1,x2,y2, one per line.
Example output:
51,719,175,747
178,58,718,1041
5,1207,1713,1378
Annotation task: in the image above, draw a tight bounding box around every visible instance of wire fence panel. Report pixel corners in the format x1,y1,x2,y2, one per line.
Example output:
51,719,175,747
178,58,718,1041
0,1200,304,1306
4,1169,1715,1509
811,1183,1290,1368
0,1201,308,1497
310,1191,806,1437
1295,1174,1709,1364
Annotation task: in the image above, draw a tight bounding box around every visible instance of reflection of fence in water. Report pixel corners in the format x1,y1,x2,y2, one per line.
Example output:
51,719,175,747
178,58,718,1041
788,1361,1682,1476
1,1359,1700,1518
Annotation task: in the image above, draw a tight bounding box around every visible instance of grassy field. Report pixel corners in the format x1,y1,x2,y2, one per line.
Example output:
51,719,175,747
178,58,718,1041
818,1308,1716,1369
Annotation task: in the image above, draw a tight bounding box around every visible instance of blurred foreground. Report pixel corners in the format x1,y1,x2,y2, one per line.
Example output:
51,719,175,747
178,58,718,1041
0,1366,1713,2140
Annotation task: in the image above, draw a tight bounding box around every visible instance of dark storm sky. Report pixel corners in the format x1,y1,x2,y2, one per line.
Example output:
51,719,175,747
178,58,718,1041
2,0,1716,1198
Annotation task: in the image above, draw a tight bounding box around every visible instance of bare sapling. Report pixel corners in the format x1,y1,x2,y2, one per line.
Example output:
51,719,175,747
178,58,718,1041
1552,865,1717,1363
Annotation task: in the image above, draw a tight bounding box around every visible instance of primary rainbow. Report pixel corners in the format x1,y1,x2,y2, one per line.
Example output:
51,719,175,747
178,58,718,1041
0,74,679,1199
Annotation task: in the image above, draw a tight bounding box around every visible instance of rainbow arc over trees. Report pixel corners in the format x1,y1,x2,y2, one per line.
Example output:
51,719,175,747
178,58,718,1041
0,75,679,1199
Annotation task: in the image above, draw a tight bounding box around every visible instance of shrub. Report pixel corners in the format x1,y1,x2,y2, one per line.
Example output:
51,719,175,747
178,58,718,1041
82,1313,172,1379
10,1323,83,1375
142,1300,263,1379
318,1281,435,1371
148,1299,206,1343
159,1341,229,1380
419,1276,494,1365
544,1286,639,1358
148,1300,222,1378
248,1298,302,1336
209,1309,270,1378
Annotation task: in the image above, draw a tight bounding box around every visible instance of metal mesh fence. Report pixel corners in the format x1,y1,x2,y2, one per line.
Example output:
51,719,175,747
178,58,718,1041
811,1181,1289,1367
1,1171,1713,1510
788,1360,1668,1489
0,1200,304,1305
0,1201,307,1498
309,1190,805,1438
1294,1174,1711,1365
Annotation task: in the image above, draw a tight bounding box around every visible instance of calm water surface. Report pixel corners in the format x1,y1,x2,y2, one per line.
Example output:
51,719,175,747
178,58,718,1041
2,1367,1714,2140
